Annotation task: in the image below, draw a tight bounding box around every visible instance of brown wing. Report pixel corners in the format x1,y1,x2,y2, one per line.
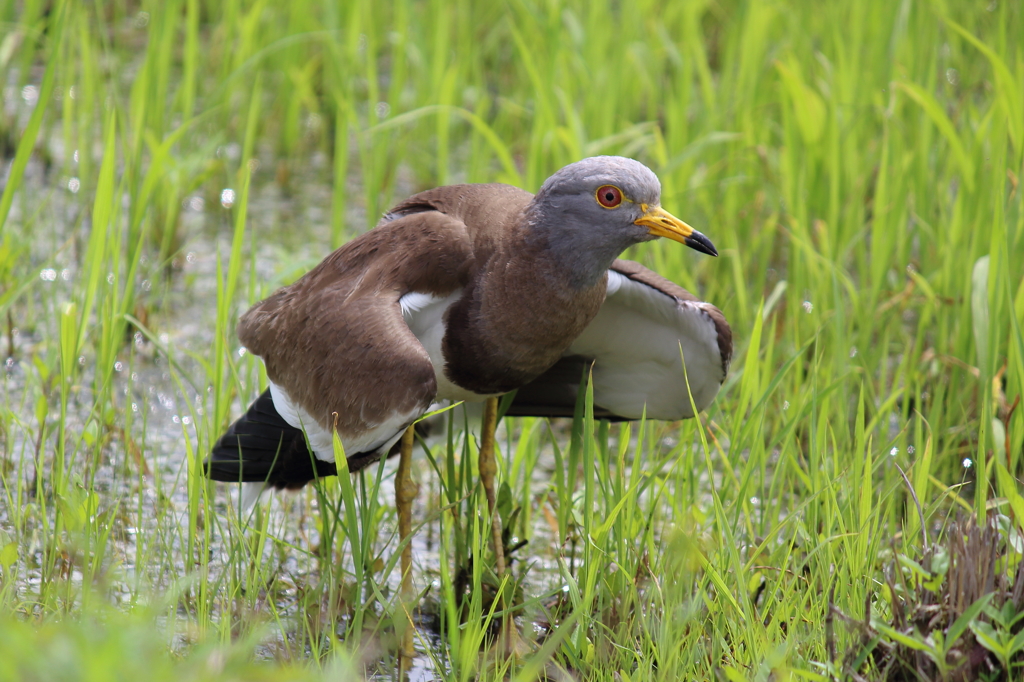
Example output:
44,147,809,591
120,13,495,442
237,211,475,444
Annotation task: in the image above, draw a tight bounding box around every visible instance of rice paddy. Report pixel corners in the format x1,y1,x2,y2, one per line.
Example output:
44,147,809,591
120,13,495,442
1,1,1023,680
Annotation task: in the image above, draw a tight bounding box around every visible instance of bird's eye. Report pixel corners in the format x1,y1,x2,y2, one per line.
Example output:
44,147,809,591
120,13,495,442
595,185,623,209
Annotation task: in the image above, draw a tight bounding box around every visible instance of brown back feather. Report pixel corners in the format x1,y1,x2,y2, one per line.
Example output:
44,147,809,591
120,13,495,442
238,210,475,436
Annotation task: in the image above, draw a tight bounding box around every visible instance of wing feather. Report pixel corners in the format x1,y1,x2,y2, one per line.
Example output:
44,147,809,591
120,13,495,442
236,212,474,450
508,259,731,420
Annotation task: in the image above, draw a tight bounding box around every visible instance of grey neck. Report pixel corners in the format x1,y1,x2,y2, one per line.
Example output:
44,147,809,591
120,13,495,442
524,206,630,291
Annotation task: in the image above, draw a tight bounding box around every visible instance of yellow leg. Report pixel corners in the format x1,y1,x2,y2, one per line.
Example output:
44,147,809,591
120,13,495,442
479,397,522,657
395,425,418,675
478,397,506,578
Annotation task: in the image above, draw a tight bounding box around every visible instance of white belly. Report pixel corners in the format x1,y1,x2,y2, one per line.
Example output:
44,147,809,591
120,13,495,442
400,290,498,403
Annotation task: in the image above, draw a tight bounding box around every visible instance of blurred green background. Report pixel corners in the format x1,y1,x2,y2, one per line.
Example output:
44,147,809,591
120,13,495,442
0,0,1022,680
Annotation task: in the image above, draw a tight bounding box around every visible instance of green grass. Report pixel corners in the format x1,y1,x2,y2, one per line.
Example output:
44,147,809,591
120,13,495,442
1,0,1023,679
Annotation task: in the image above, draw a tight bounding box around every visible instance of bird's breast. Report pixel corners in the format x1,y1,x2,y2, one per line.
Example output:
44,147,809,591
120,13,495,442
399,277,605,400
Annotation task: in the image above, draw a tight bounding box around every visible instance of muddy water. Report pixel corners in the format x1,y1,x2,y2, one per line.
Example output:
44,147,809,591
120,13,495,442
1,154,631,674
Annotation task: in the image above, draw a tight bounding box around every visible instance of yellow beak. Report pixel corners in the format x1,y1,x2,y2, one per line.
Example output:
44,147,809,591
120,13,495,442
634,205,718,256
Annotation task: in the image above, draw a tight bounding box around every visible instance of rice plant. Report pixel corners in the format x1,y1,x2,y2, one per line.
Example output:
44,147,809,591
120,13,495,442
0,0,1021,679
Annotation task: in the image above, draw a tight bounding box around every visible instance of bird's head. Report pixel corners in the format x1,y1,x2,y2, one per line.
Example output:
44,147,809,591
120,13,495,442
528,156,717,286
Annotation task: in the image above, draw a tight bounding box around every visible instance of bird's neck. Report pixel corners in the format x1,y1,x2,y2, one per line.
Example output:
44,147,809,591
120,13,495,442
523,216,624,291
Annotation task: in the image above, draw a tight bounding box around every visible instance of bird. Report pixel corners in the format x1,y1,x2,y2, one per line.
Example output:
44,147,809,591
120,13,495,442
204,156,731,655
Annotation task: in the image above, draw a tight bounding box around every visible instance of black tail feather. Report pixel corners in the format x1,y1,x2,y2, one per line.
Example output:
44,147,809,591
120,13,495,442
206,389,337,489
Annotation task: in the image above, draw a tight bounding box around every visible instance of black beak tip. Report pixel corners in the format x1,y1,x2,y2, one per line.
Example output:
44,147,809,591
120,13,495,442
685,231,718,257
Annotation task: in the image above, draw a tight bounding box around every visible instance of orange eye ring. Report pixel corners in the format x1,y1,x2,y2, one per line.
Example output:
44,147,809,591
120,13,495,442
595,185,623,209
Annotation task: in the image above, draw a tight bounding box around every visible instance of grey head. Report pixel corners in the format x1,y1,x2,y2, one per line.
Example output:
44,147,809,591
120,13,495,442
526,156,716,289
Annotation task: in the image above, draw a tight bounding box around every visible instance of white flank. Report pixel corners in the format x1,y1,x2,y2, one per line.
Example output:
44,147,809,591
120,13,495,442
269,380,420,463
399,291,439,317
269,381,334,459
400,289,495,403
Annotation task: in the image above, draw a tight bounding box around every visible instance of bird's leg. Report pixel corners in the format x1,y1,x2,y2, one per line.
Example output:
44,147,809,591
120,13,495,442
480,396,523,657
395,424,418,674
478,396,505,577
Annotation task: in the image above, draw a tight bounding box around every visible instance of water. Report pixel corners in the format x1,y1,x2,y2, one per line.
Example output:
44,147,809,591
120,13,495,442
1,139,713,675
0,152,576,674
